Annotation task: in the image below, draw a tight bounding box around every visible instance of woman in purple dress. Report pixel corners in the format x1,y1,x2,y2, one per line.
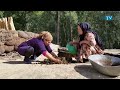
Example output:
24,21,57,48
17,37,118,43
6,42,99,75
17,31,62,64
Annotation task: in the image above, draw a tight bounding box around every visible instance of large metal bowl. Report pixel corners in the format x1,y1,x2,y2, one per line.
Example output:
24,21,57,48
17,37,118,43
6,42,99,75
88,54,120,76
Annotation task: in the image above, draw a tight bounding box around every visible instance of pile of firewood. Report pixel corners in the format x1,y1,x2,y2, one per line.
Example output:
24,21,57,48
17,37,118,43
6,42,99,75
0,17,39,55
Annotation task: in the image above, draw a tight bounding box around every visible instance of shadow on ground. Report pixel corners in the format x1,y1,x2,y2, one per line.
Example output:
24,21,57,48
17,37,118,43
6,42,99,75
3,61,25,64
3,61,54,64
74,65,116,79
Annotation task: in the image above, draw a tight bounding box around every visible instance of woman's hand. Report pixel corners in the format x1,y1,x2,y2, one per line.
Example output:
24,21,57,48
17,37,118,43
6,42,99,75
55,57,69,64
90,39,96,46
44,51,65,64
55,58,63,64
80,40,90,46
69,41,73,45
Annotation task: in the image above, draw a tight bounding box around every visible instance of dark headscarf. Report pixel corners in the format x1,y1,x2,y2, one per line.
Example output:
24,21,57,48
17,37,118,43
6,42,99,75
78,22,104,50
78,22,91,34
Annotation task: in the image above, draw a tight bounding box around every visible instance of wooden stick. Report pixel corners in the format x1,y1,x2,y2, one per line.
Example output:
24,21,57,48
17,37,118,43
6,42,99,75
8,17,15,31
0,19,2,29
4,17,9,30
1,18,5,29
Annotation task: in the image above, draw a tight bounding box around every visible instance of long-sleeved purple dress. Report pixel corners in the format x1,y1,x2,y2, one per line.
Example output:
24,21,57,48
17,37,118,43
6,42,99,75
17,38,52,56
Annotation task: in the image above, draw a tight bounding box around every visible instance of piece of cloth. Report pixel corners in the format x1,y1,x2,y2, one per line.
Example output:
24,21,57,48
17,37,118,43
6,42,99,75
17,38,52,57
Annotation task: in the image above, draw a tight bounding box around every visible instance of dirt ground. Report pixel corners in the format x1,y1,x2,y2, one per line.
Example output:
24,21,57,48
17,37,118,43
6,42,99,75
0,49,120,79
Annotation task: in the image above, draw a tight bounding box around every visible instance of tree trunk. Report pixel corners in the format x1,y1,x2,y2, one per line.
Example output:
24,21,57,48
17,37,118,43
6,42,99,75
63,24,67,45
69,11,73,41
57,11,60,45
55,21,57,44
